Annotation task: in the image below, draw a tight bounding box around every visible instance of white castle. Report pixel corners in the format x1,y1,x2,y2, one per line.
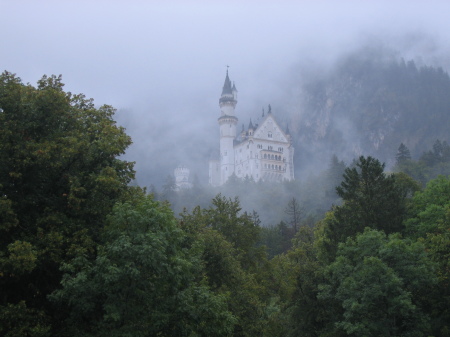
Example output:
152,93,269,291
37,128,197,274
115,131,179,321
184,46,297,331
209,71,295,186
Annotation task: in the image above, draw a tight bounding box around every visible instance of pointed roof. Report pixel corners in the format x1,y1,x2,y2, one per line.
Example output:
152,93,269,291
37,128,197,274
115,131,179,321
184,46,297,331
221,70,233,95
248,119,254,130
252,113,289,143
232,82,238,92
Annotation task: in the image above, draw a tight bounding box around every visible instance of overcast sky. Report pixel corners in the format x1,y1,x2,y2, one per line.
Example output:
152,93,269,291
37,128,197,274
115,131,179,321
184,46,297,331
2,0,450,186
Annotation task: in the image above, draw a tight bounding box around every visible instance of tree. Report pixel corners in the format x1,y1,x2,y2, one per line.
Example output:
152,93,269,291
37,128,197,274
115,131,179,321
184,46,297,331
319,229,436,337
286,224,334,337
405,175,450,335
323,155,347,206
334,156,406,238
204,194,262,270
50,195,235,337
0,72,136,334
395,142,411,164
284,197,305,234
180,198,267,337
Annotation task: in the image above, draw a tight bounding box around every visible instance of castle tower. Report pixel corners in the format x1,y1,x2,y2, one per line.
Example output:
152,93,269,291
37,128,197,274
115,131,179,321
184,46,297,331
218,70,238,184
174,165,192,191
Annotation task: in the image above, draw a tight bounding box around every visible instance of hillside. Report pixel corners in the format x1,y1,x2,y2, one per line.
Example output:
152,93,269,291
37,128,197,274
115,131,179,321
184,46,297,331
289,47,450,175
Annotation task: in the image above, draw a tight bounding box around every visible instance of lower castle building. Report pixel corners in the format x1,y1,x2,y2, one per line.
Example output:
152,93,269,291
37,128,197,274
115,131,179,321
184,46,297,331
174,165,192,191
209,71,294,186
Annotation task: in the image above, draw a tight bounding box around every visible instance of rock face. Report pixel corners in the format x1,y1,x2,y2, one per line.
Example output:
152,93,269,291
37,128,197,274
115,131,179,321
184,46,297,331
289,49,450,174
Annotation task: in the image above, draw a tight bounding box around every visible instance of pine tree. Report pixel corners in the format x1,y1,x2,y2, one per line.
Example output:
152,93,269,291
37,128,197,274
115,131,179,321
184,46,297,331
396,143,411,164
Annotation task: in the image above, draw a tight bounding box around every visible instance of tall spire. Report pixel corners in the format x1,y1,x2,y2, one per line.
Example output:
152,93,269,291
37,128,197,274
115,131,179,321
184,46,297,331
248,118,254,130
219,68,237,114
221,69,233,95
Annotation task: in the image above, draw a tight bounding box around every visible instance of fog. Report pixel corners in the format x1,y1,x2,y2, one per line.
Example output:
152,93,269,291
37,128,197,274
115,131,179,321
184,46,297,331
2,0,450,187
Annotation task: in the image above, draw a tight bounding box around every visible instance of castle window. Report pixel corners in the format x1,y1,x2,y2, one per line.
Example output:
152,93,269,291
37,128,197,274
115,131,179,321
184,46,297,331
271,154,274,160
264,154,267,159
268,132,272,138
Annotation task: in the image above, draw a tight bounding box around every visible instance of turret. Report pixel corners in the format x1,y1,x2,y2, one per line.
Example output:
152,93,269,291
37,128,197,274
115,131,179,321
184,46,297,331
218,70,238,184
248,119,254,136
219,70,237,116
241,123,246,138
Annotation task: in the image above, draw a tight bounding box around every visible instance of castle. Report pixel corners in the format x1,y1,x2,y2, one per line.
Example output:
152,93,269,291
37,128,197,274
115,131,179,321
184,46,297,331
209,71,295,186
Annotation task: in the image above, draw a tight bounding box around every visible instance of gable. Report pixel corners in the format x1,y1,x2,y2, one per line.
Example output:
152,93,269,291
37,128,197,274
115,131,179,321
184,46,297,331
253,115,288,143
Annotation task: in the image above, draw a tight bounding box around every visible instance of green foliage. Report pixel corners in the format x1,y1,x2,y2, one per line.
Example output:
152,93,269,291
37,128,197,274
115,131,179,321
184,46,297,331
258,221,294,258
406,175,450,238
406,175,450,335
1,240,37,275
0,71,136,335
286,225,333,337
0,302,50,337
395,140,450,185
334,156,405,238
180,196,267,336
319,229,436,337
51,195,235,337
204,194,262,270
316,156,407,262
396,142,411,164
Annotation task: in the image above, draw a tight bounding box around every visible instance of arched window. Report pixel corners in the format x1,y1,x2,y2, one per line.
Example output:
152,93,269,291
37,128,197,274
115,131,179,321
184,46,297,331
268,132,272,138
264,154,267,159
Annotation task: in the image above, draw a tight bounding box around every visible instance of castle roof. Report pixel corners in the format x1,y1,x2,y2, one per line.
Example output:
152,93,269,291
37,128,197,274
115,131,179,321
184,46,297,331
248,119,254,130
221,70,233,95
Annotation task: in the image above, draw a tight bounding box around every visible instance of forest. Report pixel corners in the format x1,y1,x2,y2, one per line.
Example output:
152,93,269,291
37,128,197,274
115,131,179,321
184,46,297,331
1,66,449,337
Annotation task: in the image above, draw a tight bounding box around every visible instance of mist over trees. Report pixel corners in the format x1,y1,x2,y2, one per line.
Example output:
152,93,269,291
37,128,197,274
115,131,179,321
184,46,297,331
2,40,450,336
288,45,450,176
